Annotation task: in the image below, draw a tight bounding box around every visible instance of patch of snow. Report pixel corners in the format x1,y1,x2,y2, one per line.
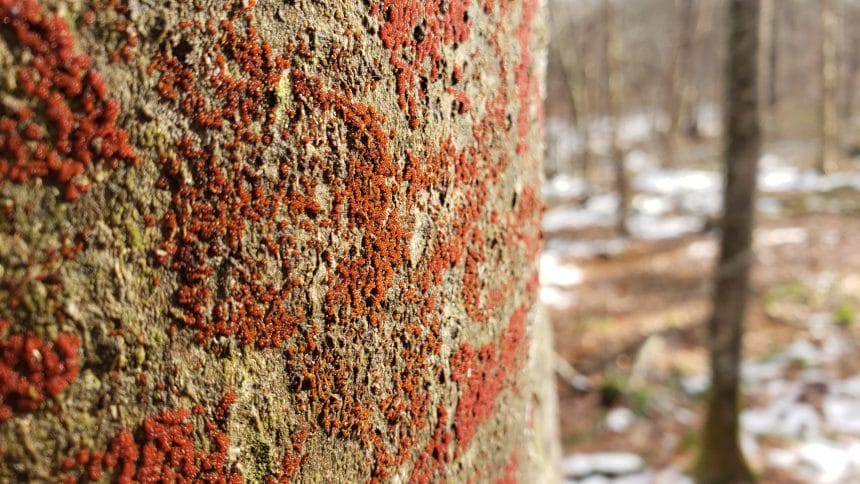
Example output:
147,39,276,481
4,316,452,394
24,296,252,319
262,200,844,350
686,239,717,260
625,150,660,172
612,473,655,484
628,214,703,240
798,440,854,483
823,397,860,435
742,358,787,383
540,286,575,310
757,196,782,215
544,174,590,202
742,401,820,438
561,453,645,479
679,189,721,216
545,238,631,259
681,374,710,396
543,194,619,233
540,254,585,287
835,374,860,398
634,169,720,197
652,467,694,484
570,476,612,484
632,194,672,216
605,407,636,433
756,227,808,247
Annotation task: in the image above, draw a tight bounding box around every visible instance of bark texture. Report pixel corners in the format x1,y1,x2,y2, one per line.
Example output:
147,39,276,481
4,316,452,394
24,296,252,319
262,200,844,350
603,0,627,236
695,0,760,482
0,0,558,482
818,0,838,173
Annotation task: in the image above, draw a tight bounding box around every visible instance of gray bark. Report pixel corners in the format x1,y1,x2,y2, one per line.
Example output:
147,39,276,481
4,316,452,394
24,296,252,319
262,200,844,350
694,1,760,482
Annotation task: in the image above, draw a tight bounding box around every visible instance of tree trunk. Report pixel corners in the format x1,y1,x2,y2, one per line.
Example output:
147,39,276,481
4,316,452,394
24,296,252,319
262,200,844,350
604,0,629,236
694,1,760,483
0,1,558,482
759,0,776,134
550,11,593,181
842,4,859,122
819,0,838,173
663,0,698,166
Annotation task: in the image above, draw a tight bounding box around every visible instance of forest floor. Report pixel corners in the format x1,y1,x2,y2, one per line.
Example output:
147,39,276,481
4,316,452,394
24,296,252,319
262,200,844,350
544,148,860,483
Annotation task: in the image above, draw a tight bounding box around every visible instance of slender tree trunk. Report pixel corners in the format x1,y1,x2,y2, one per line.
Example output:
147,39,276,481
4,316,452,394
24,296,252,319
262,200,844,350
0,1,558,481
663,0,698,166
842,5,859,122
604,0,629,236
695,0,760,483
759,0,775,133
550,9,592,180
819,0,838,173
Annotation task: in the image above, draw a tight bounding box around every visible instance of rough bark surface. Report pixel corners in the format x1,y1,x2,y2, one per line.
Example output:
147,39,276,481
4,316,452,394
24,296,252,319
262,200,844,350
695,0,759,482
0,0,557,482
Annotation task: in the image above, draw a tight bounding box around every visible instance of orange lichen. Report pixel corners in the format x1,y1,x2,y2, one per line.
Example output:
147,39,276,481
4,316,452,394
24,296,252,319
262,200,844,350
375,0,474,126
62,393,241,483
0,320,80,421
0,0,137,200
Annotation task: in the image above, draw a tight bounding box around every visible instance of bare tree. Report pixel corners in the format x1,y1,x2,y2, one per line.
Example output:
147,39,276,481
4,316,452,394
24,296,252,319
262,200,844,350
819,0,838,173
842,1,859,122
694,0,760,482
604,0,630,235
663,0,699,166
550,4,594,180
760,0,779,130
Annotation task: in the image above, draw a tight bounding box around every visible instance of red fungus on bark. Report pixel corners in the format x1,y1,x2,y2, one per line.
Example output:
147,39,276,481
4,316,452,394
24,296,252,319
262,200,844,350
0,0,137,200
0,319,80,421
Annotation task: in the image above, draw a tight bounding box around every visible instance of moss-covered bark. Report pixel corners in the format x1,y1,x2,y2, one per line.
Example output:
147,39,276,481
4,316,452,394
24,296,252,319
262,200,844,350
0,0,557,481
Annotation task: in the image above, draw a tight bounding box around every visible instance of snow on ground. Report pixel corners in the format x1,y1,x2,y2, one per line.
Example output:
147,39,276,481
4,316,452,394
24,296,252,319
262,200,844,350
539,253,584,310
543,194,619,233
544,173,590,203
545,150,860,483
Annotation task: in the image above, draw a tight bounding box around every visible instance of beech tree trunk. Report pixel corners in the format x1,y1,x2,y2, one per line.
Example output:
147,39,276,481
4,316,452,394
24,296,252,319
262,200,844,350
694,1,760,482
819,0,838,173
0,0,559,482
663,0,698,166
604,0,629,236
549,3,592,182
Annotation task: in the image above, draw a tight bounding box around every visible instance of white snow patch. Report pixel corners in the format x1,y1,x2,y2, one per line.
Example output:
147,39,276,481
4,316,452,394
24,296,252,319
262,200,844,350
561,453,645,478
632,194,673,216
634,169,720,196
540,286,576,310
628,214,703,240
545,238,630,259
797,441,855,483
540,254,585,287
686,239,717,260
605,407,636,433
625,149,660,172
544,174,589,202
543,194,619,233
756,227,808,247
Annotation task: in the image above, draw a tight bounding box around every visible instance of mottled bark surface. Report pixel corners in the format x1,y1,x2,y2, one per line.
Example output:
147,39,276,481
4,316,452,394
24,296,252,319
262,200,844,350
695,0,759,482
0,0,557,482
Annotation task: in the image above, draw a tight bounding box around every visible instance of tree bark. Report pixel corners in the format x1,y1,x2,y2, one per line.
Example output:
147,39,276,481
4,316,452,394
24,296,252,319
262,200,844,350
819,0,838,173
550,8,593,181
695,1,760,483
604,0,629,236
759,0,777,135
663,0,698,166
0,1,558,482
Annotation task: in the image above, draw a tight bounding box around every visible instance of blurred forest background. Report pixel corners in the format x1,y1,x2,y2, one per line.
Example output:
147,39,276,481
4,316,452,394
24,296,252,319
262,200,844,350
542,1,860,482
